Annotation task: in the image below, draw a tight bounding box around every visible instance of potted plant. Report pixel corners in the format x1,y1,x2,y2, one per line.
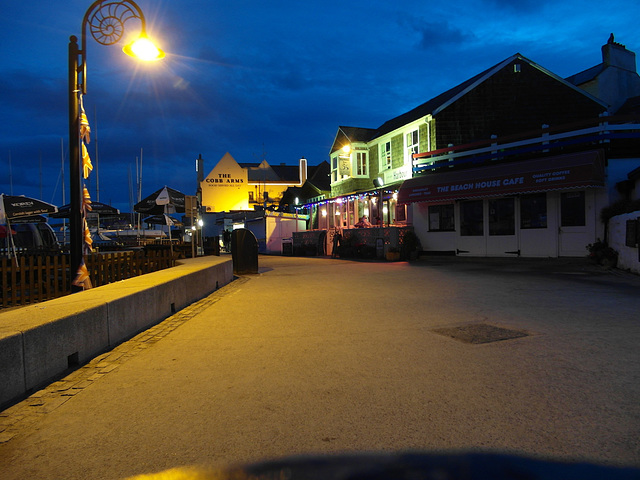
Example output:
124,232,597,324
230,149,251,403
401,230,421,260
586,240,618,268
385,246,401,261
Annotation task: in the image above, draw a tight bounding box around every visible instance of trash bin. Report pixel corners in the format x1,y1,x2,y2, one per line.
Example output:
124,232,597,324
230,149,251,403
203,236,220,256
282,237,293,256
231,228,259,274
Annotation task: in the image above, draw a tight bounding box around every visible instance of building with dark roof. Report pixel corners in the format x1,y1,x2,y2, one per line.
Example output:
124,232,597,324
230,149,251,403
310,37,640,258
201,153,314,213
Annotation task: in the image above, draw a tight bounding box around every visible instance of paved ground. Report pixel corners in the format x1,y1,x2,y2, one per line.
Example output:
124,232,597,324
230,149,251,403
1,255,639,479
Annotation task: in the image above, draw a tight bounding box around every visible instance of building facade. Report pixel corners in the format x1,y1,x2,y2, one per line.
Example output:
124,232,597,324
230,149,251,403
201,153,309,213
310,38,640,258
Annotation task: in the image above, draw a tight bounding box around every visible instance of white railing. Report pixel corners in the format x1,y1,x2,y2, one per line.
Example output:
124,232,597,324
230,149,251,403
413,115,640,173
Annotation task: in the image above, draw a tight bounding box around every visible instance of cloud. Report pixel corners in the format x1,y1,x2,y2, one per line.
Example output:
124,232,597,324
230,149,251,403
482,0,551,13
408,19,477,50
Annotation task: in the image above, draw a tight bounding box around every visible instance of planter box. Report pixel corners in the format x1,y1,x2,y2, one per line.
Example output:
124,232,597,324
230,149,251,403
386,251,401,261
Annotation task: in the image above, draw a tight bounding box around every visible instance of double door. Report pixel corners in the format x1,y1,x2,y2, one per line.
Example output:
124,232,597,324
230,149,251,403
455,191,594,257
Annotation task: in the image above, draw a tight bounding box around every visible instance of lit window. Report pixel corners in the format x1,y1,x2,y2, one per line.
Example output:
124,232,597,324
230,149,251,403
380,141,392,170
331,154,339,183
356,151,368,176
406,129,419,162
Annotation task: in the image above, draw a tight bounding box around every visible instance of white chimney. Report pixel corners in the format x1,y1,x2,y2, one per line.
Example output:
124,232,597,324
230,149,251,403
299,157,308,185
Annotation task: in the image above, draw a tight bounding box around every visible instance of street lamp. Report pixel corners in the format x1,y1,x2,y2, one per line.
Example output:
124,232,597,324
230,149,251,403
68,0,164,291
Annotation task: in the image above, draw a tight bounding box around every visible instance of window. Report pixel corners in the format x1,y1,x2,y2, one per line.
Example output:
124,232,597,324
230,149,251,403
489,198,515,235
406,129,419,162
331,154,339,183
460,200,483,236
380,141,392,170
248,191,254,202
356,151,368,176
625,219,638,248
428,204,455,231
561,191,586,226
520,193,547,229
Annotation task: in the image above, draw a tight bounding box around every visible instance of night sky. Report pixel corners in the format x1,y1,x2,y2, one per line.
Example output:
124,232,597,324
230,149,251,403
1,0,638,214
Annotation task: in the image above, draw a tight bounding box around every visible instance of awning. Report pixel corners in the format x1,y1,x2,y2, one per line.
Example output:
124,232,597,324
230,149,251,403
397,150,605,205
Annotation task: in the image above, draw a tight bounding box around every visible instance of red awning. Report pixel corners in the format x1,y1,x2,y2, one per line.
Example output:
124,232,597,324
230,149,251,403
397,150,605,205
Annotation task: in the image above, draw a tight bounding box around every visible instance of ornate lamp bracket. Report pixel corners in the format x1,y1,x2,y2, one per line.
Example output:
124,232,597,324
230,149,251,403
75,0,147,94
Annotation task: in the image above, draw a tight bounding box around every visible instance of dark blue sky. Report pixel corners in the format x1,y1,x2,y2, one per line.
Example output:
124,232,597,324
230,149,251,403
1,0,638,214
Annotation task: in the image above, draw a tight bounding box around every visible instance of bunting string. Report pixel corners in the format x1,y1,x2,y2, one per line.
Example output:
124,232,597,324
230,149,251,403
72,93,94,290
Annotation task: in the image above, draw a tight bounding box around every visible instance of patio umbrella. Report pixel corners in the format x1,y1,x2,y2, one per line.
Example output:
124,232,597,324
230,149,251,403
134,186,186,215
0,194,57,260
0,194,58,221
11,215,48,223
143,214,183,226
50,201,120,218
142,211,182,256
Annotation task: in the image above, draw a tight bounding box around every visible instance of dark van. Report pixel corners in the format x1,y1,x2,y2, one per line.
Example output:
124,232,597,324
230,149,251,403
6,222,62,254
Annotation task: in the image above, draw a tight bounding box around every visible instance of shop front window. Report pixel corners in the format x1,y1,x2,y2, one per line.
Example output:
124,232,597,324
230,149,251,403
460,200,483,236
561,191,586,226
429,204,455,231
520,193,547,229
489,198,515,235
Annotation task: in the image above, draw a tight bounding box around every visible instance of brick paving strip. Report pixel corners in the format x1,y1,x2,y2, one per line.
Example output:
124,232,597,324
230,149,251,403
0,277,247,444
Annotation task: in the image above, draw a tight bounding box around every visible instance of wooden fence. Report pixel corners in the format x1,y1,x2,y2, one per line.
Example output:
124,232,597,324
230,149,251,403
0,248,176,308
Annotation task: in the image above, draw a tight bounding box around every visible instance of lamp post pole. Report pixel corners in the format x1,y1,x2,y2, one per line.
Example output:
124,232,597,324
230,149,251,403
67,1,163,292
68,36,82,292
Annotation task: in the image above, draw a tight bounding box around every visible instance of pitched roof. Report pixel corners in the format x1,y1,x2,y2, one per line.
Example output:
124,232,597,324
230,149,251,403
616,95,640,115
330,53,608,153
307,161,331,191
339,126,377,143
565,64,606,86
245,161,281,182
374,63,493,137
330,126,378,153
373,53,606,140
271,164,302,182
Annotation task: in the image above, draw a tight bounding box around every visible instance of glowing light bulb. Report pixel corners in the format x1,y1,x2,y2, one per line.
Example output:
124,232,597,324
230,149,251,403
123,37,165,61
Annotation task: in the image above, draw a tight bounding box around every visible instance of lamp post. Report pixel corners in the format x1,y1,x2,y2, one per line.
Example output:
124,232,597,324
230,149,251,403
68,1,163,291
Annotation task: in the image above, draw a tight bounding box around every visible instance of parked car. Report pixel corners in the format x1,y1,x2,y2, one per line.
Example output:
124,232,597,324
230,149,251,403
5,222,62,254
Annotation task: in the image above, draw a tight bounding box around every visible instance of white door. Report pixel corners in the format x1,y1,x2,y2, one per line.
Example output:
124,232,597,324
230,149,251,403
558,190,595,257
486,197,519,256
518,193,559,257
456,199,487,255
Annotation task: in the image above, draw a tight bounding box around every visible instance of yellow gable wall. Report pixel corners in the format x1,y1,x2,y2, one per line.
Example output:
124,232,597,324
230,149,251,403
201,153,249,212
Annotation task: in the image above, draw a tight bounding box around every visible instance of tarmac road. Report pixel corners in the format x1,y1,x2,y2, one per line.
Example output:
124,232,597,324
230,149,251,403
1,255,639,479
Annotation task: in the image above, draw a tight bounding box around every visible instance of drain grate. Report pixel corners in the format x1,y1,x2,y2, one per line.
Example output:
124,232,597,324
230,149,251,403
432,323,529,344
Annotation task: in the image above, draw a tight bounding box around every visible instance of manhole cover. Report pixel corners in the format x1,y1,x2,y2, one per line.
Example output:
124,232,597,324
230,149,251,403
432,323,528,344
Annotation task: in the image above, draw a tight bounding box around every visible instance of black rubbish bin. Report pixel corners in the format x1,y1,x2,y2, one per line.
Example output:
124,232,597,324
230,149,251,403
231,228,259,274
